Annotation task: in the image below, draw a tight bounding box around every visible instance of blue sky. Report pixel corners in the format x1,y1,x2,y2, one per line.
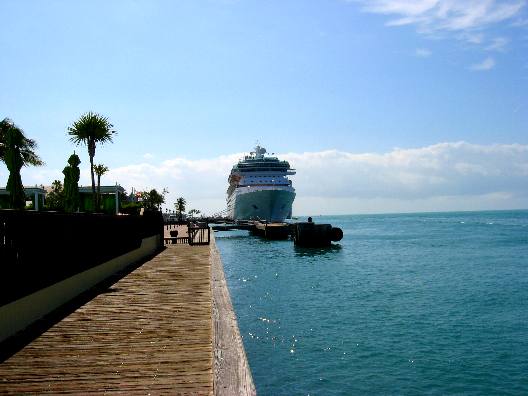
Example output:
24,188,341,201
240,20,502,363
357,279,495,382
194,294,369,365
1,0,527,214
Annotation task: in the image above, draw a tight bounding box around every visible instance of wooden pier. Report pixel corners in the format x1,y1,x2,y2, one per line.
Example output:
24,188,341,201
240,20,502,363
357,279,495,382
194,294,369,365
0,239,255,394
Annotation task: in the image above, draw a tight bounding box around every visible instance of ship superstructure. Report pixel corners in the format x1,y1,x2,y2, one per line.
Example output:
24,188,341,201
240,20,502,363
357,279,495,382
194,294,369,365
227,146,295,222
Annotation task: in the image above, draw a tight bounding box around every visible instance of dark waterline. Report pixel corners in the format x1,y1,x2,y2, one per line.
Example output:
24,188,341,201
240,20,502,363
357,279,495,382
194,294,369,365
215,210,528,395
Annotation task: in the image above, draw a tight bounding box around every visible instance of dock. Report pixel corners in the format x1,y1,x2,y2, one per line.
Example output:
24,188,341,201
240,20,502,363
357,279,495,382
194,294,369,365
212,220,343,246
251,222,290,239
211,221,290,240
0,234,255,394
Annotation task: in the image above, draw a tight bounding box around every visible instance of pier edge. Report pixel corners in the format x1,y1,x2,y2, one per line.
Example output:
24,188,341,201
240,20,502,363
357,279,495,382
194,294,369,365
211,233,257,395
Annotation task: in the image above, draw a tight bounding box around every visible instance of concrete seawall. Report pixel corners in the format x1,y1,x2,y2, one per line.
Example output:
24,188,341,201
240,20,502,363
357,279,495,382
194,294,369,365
0,234,161,343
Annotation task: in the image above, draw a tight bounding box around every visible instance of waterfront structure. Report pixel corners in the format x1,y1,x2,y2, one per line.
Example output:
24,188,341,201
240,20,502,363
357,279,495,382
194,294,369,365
78,184,124,214
0,184,123,214
0,186,46,211
227,146,295,222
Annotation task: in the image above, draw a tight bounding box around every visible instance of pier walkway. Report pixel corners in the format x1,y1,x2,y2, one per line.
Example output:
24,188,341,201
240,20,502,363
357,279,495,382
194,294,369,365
0,244,213,394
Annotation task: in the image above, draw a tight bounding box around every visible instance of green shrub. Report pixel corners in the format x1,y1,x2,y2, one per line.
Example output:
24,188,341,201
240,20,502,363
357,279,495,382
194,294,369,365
121,201,142,215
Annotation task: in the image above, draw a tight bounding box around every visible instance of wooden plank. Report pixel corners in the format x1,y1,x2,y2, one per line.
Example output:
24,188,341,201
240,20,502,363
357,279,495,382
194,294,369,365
211,234,256,396
0,245,213,395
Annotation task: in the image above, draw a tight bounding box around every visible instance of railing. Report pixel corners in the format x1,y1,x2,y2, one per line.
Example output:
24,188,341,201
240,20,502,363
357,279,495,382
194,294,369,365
0,210,164,306
163,221,186,245
188,222,210,246
163,220,210,246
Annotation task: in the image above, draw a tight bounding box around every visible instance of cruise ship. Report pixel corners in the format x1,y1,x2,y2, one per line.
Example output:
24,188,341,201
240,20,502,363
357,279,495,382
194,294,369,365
227,146,296,222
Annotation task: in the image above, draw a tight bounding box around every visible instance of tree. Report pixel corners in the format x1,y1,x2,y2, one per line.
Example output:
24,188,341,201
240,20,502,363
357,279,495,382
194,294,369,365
63,153,81,213
67,112,116,211
93,163,109,210
0,118,44,209
0,118,44,167
140,189,165,211
175,197,186,221
46,180,64,211
188,209,201,219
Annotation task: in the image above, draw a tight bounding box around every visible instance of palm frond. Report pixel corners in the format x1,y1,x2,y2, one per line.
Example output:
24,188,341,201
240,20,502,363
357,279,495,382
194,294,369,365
68,111,117,146
0,117,44,167
93,163,109,176
21,149,45,166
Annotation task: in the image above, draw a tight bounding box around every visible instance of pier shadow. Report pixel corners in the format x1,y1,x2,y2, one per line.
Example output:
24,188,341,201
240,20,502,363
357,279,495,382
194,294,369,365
294,244,342,257
0,248,163,363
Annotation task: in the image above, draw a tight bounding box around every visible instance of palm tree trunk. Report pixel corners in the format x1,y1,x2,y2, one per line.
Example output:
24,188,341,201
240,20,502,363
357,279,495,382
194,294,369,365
97,174,101,211
90,155,96,211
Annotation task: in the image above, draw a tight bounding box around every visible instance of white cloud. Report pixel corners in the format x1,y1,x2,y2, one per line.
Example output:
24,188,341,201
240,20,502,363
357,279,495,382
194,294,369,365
512,17,528,26
415,48,432,57
353,0,524,60
285,142,528,214
355,0,525,32
142,153,154,160
470,56,496,70
15,142,528,215
485,37,509,51
459,32,485,44
282,142,527,198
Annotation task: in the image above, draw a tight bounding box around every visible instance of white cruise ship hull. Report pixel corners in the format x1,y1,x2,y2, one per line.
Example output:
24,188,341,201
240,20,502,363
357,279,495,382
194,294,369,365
227,186,295,222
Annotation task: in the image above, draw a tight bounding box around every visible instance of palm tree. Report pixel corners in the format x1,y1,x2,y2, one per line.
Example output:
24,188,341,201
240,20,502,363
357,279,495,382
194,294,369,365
188,209,201,219
0,118,44,167
174,197,186,221
0,118,44,209
93,163,109,210
46,180,64,211
67,112,116,211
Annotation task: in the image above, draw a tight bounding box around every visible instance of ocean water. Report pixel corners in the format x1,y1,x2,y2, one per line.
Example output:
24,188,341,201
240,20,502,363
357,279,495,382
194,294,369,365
215,210,528,395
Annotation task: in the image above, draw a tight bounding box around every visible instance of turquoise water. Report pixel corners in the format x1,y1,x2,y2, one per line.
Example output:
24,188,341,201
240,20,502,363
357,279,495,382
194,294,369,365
215,210,528,395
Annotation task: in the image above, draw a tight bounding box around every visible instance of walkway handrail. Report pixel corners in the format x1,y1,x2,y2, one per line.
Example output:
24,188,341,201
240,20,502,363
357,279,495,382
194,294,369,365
187,222,211,246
